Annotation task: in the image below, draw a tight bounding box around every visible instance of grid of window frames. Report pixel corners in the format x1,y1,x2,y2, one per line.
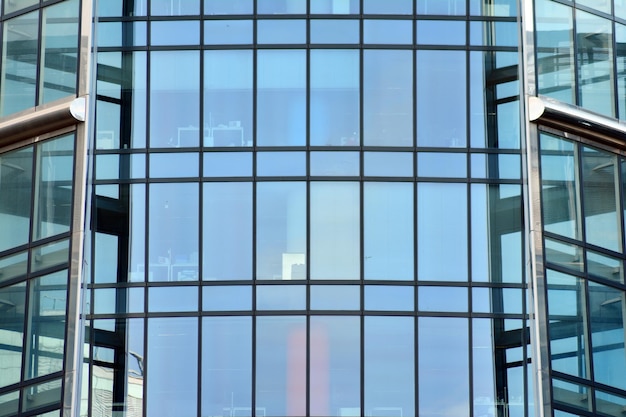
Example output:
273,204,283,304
0,131,77,417
88,1,529,417
539,129,626,417
534,0,626,120
0,0,80,118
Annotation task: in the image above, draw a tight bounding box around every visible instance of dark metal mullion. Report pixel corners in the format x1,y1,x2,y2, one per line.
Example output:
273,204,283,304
304,0,312,411
250,4,258,416
358,1,366,413
197,6,205,413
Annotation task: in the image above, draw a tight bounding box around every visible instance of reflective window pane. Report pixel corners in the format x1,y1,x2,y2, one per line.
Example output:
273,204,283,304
0,282,26,389
0,147,32,253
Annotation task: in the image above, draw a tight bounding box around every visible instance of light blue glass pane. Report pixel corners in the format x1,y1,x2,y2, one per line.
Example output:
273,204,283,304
128,184,146,282
364,152,413,177
417,50,466,147
204,152,252,177
587,250,623,284
256,182,306,280
204,20,252,44
364,50,413,146
97,22,122,47
0,147,32,253
147,318,198,417
417,20,465,45
418,183,468,281
256,285,306,310
418,153,466,177
95,155,119,180
94,233,118,284
596,389,626,417
150,153,199,177
310,0,359,14
310,285,360,310
256,152,306,176
128,288,144,313
257,0,306,13
0,250,28,285
2,10,38,116
310,19,359,43
202,286,251,311
148,286,198,312
418,0,465,15
202,317,252,417
473,287,522,314
310,182,360,280
363,0,412,14
204,182,252,280
420,286,468,312
419,317,469,417
470,21,517,47
0,282,26,389
310,50,360,146
21,379,62,413
364,20,412,44
151,21,200,45
310,152,359,176
204,50,252,147
150,0,199,15
204,0,252,14
0,391,19,417
258,19,306,43
497,100,521,149
364,182,414,280
31,239,70,273
310,316,360,416
364,317,415,416
618,24,626,120
257,50,306,146
469,0,516,16
150,51,200,148
256,316,307,417
130,154,146,178
472,318,497,416
365,285,414,311
148,183,199,281
544,238,584,274
498,154,521,179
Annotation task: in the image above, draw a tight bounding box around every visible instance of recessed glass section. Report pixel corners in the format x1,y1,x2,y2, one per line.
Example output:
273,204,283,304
310,19,359,43
204,152,252,177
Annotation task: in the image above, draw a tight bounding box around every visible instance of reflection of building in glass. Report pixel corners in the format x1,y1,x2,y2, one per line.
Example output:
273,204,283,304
0,0,625,416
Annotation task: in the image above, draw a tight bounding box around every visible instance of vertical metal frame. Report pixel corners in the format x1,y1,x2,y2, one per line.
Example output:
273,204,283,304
520,0,553,416
62,0,93,414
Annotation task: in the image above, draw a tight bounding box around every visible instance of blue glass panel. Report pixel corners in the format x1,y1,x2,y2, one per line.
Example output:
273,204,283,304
151,21,200,45
363,0,412,14
202,317,252,416
148,286,198,312
256,316,307,416
258,19,306,43
364,317,415,416
364,20,412,44
310,152,359,176
365,285,414,311
202,286,251,311
416,50,466,147
310,50,360,146
204,20,252,44
203,152,252,177
418,0,465,15
310,316,360,416
418,183,467,281
310,19,359,43
151,0,199,15
257,50,306,146
204,0,252,14
256,152,306,176
418,152,466,178
364,152,413,177
147,318,198,417
0,147,32,253
257,0,306,13
364,182,414,280
310,0,359,14
417,20,465,45
150,153,199,177
256,285,306,310
419,318,469,416
420,286,468,312
310,285,360,310
0,282,26,389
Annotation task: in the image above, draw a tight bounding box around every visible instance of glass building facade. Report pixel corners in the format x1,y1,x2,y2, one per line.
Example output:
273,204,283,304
0,0,623,417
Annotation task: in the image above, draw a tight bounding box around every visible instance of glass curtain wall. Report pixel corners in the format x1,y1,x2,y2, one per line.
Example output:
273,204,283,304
88,1,528,417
